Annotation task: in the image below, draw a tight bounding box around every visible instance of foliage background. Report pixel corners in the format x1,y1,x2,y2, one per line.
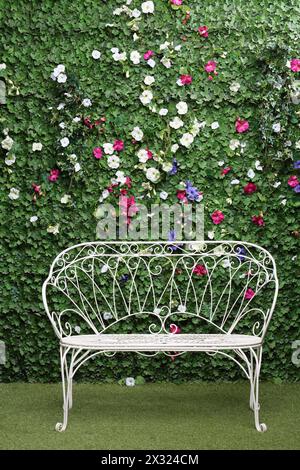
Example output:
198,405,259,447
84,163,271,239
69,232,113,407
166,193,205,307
0,0,299,383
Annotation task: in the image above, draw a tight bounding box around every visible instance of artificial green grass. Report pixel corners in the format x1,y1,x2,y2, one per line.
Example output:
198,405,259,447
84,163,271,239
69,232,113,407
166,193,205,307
0,383,299,450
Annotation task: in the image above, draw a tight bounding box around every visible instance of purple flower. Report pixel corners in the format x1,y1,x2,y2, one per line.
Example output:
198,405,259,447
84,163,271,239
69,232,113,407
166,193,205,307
293,160,300,170
185,180,201,202
169,159,178,176
168,230,182,252
235,246,247,262
294,184,300,193
120,274,129,283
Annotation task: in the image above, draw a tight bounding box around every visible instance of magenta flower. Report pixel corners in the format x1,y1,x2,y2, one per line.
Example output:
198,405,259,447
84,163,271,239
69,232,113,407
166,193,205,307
93,147,103,159
235,118,249,133
288,175,299,188
251,215,264,226
245,288,255,300
180,74,192,85
204,60,217,73
32,183,42,194
221,167,232,175
171,0,182,4
48,169,60,182
193,264,207,276
170,323,181,334
113,140,124,152
290,59,300,72
144,50,154,60
211,210,224,225
244,182,257,194
198,26,208,37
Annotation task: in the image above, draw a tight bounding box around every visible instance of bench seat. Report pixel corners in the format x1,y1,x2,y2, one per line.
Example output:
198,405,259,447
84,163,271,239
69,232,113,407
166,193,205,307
61,333,262,351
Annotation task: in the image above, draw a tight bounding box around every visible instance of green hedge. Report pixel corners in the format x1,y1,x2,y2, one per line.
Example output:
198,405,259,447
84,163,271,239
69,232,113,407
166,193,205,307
0,0,299,383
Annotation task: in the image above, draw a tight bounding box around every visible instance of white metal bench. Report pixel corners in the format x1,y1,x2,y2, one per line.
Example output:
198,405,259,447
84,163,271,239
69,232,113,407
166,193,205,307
42,241,278,432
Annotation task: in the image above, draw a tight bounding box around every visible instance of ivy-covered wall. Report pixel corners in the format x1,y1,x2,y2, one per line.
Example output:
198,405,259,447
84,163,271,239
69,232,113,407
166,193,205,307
0,0,300,383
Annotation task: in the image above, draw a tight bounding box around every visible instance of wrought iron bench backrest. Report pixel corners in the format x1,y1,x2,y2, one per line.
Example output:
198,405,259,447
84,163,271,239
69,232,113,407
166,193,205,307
42,241,278,340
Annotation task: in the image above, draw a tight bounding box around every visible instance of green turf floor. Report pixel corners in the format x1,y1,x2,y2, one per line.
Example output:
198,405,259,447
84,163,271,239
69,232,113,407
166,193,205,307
0,382,299,450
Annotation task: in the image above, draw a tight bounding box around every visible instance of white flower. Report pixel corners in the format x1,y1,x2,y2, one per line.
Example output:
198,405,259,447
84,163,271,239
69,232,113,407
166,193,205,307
211,121,219,130
169,116,184,129
0,63,6,70
146,167,160,183
178,304,186,313
60,137,69,147
30,216,38,223
61,194,71,204
147,58,156,68
162,161,172,172
73,116,81,123
296,141,300,150
103,311,113,320
229,139,240,150
74,163,81,172
255,160,263,171
101,264,109,273
180,132,194,148
101,189,110,201
230,82,240,93
231,179,240,185
226,198,232,205
139,89,153,105
280,198,287,206
222,258,231,268
8,188,19,200
218,161,224,166
82,98,92,107
247,169,255,179
176,101,188,115
32,142,43,151
141,1,154,14
273,181,281,188
207,230,215,240
92,50,101,59
286,60,291,69
59,122,65,129
160,191,168,200
111,47,119,54
176,78,184,86
132,8,141,18
47,224,59,235
107,155,120,169
133,32,139,41
103,143,114,155
144,75,155,85
115,171,127,184
272,122,281,133
159,108,168,116
191,119,205,137
69,153,77,162
112,50,127,61
131,126,143,141
1,135,14,150
125,377,135,387
5,154,16,165
57,73,67,83
161,57,172,68
130,50,141,64
57,103,65,110
171,144,179,153
159,41,170,51
137,149,149,163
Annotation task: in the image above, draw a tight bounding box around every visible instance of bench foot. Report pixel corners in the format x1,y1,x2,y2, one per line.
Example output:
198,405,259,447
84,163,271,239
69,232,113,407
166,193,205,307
249,347,267,432
55,422,66,432
55,346,73,432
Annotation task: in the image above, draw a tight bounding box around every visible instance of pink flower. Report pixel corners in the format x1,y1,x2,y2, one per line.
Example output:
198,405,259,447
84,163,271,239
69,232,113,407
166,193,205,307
170,324,181,334
113,139,124,152
208,75,213,81
32,183,42,195
146,148,153,159
211,210,224,225
244,182,257,194
235,118,249,133
290,59,300,73
245,288,255,300
177,189,187,202
171,0,182,4
48,169,60,182
288,175,299,188
119,195,139,224
144,50,154,61
221,166,232,175
204,60,217,73
83,117,93,129
193,264,207,276
93,147,103,159
125,176,132,188
198,25,208,37
251,215,264,226
180,74,192,85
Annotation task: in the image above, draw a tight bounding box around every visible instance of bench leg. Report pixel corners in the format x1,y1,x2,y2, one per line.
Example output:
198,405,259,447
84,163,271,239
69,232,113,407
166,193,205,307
249,347,267,432
55,346,72,432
